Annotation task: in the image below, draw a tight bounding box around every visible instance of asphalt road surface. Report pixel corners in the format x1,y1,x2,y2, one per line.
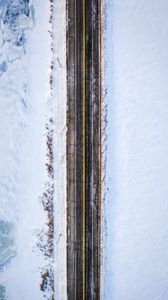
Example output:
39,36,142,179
67,0,102,299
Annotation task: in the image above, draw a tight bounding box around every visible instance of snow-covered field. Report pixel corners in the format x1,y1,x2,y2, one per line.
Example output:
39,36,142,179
103,0,168,299
2,0,168,299
0,1,67,299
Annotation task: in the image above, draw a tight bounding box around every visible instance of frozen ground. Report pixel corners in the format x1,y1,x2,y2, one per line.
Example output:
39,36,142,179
53,1,67,299
103,0,168,299
0,0,60,299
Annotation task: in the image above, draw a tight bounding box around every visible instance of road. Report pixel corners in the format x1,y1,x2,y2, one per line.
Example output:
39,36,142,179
67,0,102,299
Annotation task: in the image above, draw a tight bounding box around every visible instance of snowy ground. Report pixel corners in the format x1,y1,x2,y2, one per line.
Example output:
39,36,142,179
103,0,168,299
0,1,67,299
53,1,67,299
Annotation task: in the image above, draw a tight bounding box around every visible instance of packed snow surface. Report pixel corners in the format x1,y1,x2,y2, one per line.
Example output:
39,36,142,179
103,0,168,299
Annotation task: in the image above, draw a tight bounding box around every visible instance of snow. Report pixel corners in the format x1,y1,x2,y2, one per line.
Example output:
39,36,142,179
103,0,168,299
52,0,67,299
0,0,55,299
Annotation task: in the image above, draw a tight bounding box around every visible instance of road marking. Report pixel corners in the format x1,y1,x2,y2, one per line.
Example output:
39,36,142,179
99,1,102,297
82,0,86,298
